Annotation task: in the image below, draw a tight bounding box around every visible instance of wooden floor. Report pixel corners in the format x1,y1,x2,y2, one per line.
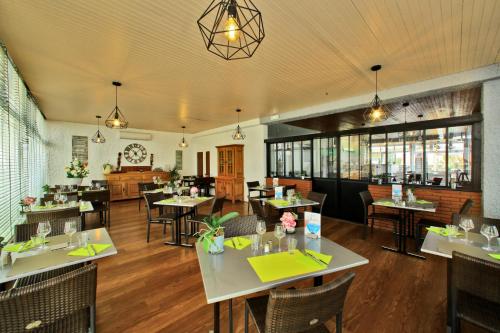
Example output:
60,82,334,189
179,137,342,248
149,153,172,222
87,199,452,333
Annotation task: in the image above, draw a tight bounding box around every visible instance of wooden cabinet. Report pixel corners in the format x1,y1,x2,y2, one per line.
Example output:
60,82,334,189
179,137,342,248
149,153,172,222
105,171,169,201
216,144,244,203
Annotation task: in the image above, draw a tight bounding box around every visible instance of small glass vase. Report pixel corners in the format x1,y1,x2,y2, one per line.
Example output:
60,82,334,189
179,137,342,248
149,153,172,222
285,227,296,234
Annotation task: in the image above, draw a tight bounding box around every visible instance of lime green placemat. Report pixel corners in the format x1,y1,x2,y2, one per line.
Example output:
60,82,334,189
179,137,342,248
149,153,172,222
224,237,251,250
376,201,394,206
67,244,111,257
416,200,433,204
267,199,289,207
488,253,500,260
158,198,176,204
247,250,327,282
426,227,463,237
196,196,211,201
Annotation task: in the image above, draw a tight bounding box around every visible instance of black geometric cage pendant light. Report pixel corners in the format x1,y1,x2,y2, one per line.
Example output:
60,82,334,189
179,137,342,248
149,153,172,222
363,65,389,123
197,0,265,60
232,108,246,140
91,115,106,143
105,81,129,129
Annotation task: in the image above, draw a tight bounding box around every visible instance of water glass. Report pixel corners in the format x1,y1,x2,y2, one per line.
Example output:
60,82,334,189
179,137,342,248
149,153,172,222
256,221,266,248
459,218,474,242
45,200,53,207
64,221,77,248
250,234,260,251
37,221,51,250
480,224,499,251
96,183,101,190
78,231,88,248
274,224,285,252
287,238,297,254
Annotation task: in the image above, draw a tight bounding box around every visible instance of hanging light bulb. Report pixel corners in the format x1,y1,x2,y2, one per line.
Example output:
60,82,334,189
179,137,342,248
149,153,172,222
105,81,128,129
232,108,246,140
224,3,240,42
179,126,189,148
363,65,389,123
91,115,106,143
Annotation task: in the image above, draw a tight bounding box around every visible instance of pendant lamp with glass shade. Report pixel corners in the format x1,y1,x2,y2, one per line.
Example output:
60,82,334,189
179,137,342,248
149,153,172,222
363,65,388,123
232,108,246,140
91,115,106,143
197,0,265,60
105,81,128,129
179,126,189,148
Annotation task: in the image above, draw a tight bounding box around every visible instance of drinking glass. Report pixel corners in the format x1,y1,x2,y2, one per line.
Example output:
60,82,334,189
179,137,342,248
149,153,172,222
256,221,266,248
459,218,475,242
54,193,60,203
250,234,260,251
274,224,285,252
96,183,101,190
60,194,67,207
37,221,51,250
480,224,499,251
177,188,183,196
45,200,53,207
64,221,77,248
287,237,297,254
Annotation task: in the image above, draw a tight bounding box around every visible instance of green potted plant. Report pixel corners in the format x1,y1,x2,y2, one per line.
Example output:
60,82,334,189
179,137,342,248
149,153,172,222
196,212,239,254
42,184,50,194
168,166,181,188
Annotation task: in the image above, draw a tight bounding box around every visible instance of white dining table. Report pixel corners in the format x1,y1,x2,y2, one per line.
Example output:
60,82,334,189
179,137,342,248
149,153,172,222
29,201,94,213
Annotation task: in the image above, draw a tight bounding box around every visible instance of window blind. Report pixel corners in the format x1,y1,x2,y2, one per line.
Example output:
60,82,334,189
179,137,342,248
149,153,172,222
0,44,47,241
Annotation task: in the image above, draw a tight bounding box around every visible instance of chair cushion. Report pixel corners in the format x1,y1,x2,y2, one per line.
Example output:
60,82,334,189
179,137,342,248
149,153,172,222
417,218,446,227
457,292,500,332
246,295,330,333
369,212,400,221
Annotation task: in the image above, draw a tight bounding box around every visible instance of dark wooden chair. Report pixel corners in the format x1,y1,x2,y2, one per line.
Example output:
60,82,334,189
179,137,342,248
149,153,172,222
138,182,158,211
359,191,400,240
245,272,355,333
144,192,176,243
187,196,225,234
81,190,111,229
26,207,80,224
283,184,297,196
249,199,267,221
306,191,327,215
0,263,97,333
246,181,262,213
451,251,500,333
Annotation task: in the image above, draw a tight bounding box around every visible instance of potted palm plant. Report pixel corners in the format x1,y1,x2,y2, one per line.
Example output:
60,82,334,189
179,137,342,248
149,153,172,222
197,212,239,254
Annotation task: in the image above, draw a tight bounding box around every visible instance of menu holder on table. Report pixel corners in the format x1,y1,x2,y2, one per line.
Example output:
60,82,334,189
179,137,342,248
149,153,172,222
392,184,402,201
304,212,321,239
274,186,283,200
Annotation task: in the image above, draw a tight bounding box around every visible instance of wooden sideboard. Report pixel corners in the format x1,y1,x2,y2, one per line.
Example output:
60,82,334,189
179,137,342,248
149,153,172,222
215,144,244,203
105,171,169,201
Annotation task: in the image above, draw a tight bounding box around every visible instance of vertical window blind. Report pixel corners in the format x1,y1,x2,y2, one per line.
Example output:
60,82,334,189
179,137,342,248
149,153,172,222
0,44,47,241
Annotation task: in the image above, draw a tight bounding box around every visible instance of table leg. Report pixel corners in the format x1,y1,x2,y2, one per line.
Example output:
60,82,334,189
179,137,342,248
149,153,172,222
228,299,233,333
213,302,220,333
381,209,425,259
164,207,192,247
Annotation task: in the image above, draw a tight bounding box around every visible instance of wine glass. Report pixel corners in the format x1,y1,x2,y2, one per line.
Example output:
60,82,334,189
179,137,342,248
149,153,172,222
274,224,285,252
37,221,51,250
480,224,499,251
60,194,68,207
64,221,77,248
54,193,60,204
459,218,475,242
256,221,266,248
96,183,101,190
177,187,183,197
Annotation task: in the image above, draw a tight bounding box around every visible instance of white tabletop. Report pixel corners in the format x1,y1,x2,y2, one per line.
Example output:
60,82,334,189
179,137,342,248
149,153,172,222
261,198,319,209
0,227,117,284
372,198,437,213
421,230,500,263
29,201,94,213
154,196,213,208
196,228,368,304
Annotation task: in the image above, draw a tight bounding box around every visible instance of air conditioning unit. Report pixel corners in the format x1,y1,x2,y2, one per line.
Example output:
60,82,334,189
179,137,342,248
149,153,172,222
119,131,153,141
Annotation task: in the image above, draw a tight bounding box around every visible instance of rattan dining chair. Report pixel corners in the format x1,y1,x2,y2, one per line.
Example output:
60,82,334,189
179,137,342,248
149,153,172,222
187,196,225,234
15,216,83,242
223,215,259,238
138,182,158,211
81,190,111,228
245,271,356,333
26,207,80,224
359,191,400,240
451,251,500,333
0,263,97,333
144,192,176,243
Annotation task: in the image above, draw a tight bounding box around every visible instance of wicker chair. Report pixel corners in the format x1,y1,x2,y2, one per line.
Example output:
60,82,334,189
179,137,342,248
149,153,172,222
81,190,111,228
15,216,82,242
0,263,97,333
144,192,176,243
451,251,500,333
138,182,158,211
26,207,80,224
359,191,400,240
245,271,356,333
223,215,259,238
187,196,225,234
247,181,261,213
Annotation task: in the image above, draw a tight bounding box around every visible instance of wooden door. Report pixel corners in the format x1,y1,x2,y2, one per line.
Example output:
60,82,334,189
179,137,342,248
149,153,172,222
235,146,244,178
205,151,210,176
226,147,234,177
218,149,225,176
109,182,124,201
127,182,140,198
197,152,203,177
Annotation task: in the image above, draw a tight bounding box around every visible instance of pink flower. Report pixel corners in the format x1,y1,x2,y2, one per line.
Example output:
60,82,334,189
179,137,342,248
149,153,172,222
280,212,297,230
190,187,199,194
23,196,36,205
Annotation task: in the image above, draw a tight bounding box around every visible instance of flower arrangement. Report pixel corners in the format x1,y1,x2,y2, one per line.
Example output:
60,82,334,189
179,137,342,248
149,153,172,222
196,212,239,253
280,212,297,233
190,186,199,197
65,158,89,178
19,196,36,212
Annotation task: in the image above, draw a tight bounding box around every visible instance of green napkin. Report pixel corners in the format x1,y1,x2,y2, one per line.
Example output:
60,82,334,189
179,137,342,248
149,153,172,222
3,241,32,253
196,196,211,201
247,250,327,283
305,249,333,264
158,198,176,204
67,243,111,257
416,200,432,204
268,199,290,207
377,201,395,206
488,253,500,260
426,227,463,237
224,237,251,250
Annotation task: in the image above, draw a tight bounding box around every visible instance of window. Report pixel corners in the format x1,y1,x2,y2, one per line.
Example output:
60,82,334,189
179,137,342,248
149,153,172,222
349,135,360,180
269,143,276,177
405,130,424,184
371,134,386,181
340,136,349,178
448,125,472,185
301,140,311,177
0,45,47,240
284,142,292,177
425,128,446,186
276,143,284,177
360,134,370,180
313,138,321,178
293,141,301,177
387,132,404,183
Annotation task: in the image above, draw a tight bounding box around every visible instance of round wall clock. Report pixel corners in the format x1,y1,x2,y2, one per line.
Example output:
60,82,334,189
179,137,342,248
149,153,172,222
124,143,147,164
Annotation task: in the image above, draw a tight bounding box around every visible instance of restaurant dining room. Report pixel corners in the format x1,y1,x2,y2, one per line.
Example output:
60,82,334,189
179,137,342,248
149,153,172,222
1,1,500,332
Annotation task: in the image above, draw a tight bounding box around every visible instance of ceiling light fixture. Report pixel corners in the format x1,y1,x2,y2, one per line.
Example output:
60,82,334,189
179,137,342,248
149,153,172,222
197,0,265,60
232,108,246,140
179,126,189,148
363,65,388,123
91,115,106,143
105,81,128,129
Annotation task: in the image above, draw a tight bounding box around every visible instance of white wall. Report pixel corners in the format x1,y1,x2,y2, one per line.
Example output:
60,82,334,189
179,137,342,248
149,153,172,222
482,78,500,219
45,121,192,186
185,119,268,200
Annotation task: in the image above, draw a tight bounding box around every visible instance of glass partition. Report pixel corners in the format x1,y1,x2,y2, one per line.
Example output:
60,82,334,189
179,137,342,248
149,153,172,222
285,142,293,177
327,138,337,178
360,134,370,180
349,135,360,180
405,130,424,184
448,125,472,185
387,132,404,183
293,141,301,177
269,143,276,177
340,136,349,179
276,142,284,177
313,138,321,178
425,128,446,186
371,133,386,181
302,140,311,177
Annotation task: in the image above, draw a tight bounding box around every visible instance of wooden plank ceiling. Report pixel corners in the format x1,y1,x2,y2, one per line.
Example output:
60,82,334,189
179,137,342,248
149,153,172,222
0,0,498,132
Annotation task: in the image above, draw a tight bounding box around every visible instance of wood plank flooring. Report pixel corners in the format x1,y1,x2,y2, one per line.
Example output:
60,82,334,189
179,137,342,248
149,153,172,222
86,199,453,333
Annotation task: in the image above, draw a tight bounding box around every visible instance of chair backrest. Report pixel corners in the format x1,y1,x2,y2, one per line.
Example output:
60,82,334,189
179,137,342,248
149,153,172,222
15,216,83,243
283,184,296,194
247,181,260,191
451,251,500,306
307,192,327,215
138,182,157,192
452,214,500,233
91,180,108,186
81,190,110,203
223,215,259,238
431,177,443,185
0,263,97,333
458,198,473,215
41,194,55,205
211,196,225,216
144,192,165,221
26,207,80,224
250,199,266,220
264,272,355,333
359,191,374,217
